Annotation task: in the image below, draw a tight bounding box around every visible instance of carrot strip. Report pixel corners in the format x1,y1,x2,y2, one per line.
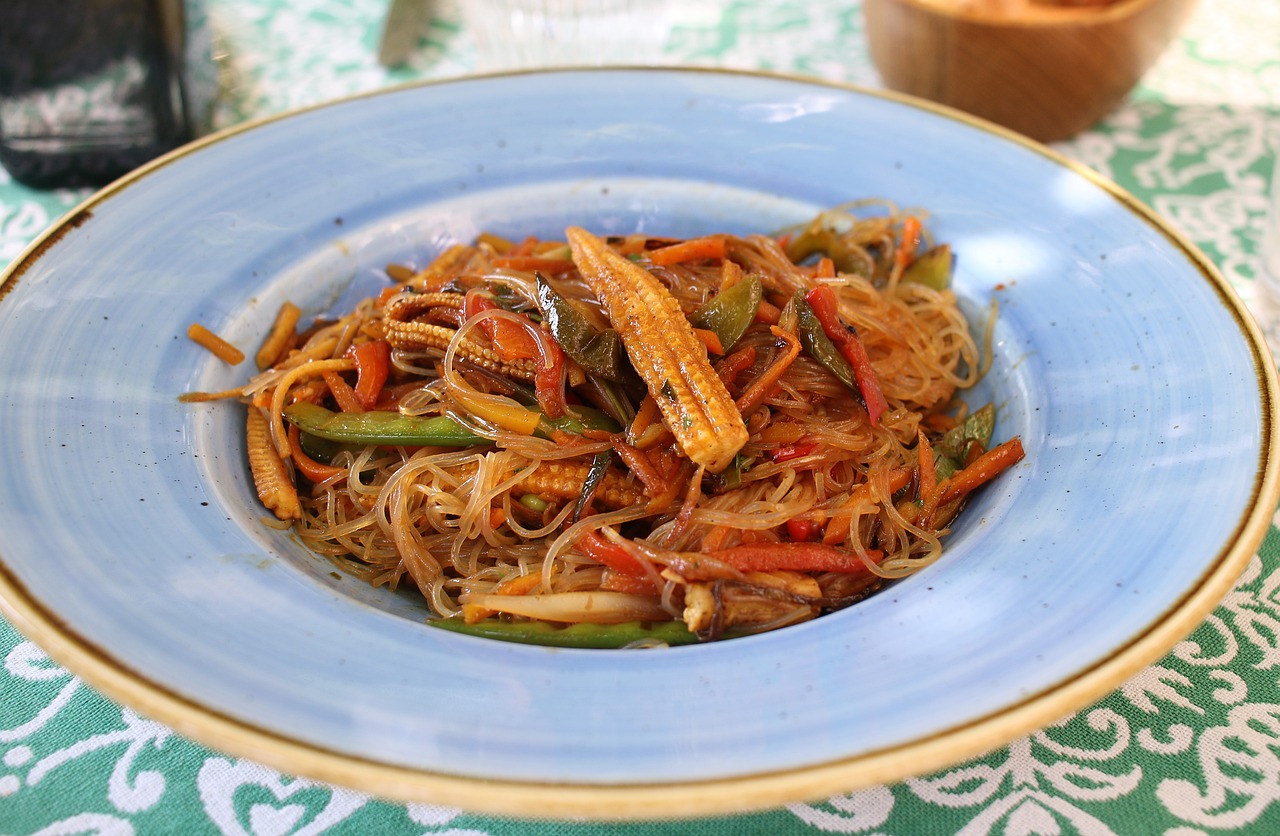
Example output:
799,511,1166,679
255,301,301,370
187,323,244,365
491,255,576,273
627,395,660,442
476,231,516,254
758,422,806,444
720,258,744,290
321,371,363,414
824,466,913,545
509,235,538,257
886,215,925,289
494,572,542,596
715,345,757,389
735,326,801,414
612,439,668,497
893,216,923,278
287,425,345,483
815,257,836,279
917,430,937,502
754,298,782,325
938,438,1025,504
600,569,660,595
647,235,727,266
692,327,725,356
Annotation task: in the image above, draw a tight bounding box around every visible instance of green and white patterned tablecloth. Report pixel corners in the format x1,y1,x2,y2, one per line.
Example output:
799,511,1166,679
2,1,1279,833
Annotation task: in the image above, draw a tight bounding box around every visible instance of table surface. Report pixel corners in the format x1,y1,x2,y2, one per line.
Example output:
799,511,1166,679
2,1,1279,833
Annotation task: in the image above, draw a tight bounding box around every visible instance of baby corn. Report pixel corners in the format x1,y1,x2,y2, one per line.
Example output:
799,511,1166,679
565,226,748,472
246,407,301,520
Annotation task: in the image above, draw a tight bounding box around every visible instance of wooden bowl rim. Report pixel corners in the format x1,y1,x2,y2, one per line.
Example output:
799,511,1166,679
869,0,1173,28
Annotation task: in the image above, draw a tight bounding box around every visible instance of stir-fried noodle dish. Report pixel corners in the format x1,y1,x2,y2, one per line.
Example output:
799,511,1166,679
184,202,1024,647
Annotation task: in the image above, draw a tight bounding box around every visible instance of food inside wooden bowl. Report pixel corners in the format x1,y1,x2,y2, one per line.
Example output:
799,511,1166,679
863,0,1197,142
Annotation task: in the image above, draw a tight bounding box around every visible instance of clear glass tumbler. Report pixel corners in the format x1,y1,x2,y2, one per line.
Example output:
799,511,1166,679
463,0,674,70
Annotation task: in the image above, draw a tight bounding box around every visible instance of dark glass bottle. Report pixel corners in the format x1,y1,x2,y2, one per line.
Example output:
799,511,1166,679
0,0,204,188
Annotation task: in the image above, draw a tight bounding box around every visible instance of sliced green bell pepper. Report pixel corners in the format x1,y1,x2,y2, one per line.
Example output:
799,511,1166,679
932,403,996,481
783,227,866,275
794,294,867,409
690,272,762,352
901,244,953,290
536,275,630,382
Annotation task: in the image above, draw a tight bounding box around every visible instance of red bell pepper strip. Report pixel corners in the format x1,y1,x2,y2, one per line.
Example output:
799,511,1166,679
350,339,390,410
529,326,568,419
804,285,889,425
785,518,816,542
464,289,568,418
463,289,541,362
707,542,884,574
577,529,650,577
771,440,818,463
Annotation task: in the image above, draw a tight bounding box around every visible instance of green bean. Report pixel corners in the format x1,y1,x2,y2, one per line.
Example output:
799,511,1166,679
425,617,702,648
284,402,619,448
933,403,996,481
284,402,486,447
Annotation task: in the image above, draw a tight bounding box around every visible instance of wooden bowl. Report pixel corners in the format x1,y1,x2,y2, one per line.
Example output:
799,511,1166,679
863,0,1197,142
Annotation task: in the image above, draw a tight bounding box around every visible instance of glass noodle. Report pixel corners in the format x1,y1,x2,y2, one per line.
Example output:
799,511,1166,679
182,201,1024,646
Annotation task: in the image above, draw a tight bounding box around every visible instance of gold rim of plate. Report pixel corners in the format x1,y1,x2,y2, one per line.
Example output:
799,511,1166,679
0,67,1276,820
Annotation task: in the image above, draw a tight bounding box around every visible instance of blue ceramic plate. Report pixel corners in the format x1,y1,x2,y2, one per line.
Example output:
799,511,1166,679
0,69,1275,819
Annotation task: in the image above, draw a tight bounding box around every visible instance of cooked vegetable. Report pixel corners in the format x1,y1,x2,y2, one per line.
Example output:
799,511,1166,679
183,202,1023,647
804,285,889,425
426,617,701,648
690,271,763,353
187,322,244,365
283,402,617,446
566,225,749,473
284,402,486,447
535,274,630,382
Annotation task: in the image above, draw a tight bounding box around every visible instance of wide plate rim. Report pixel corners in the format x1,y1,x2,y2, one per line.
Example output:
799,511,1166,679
1,66,1276,820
